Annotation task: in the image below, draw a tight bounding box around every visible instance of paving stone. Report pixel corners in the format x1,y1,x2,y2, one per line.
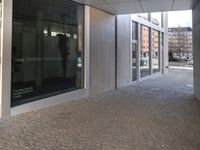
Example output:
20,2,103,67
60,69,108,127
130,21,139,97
0,69,199,150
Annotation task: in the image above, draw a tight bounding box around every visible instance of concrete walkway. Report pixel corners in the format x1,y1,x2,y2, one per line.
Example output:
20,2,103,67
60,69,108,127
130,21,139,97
0,69,200,150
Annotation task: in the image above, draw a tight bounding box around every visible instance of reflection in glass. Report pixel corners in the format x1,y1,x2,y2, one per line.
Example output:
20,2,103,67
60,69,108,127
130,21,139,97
140,25,150,77
132,13,149,21
152,30,160,73
11,0,84,106
132,22,137,81
151,12,161,27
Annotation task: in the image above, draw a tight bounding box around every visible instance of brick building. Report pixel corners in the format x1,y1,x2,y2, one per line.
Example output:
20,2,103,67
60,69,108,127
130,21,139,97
168,27,192,59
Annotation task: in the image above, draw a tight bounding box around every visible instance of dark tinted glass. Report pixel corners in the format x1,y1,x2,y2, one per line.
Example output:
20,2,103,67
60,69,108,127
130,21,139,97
11,0,84,106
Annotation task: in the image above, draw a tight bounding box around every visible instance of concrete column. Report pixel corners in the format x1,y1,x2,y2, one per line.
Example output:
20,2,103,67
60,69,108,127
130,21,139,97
192,0,200,101
148,12,153,76
159,31,163,72
84,5,90,95
148,13,151,22
116,14,132,88
161,12,164,28
89,7,115,95
35,10,44,87
0,0,12,118
137,23,141,81
149,27,153,75
162,12,169,73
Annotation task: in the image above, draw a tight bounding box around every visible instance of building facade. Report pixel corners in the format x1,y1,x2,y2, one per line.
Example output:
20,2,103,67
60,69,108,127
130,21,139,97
168,27,193,59
0,0,169,118
132,14,164,79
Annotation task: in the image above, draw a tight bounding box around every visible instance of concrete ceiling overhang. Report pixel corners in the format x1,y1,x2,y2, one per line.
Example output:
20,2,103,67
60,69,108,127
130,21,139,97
73,0,197,14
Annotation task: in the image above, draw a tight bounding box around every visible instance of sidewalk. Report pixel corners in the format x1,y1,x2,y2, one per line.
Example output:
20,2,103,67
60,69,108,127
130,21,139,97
0,69,199,150
169,66,193,70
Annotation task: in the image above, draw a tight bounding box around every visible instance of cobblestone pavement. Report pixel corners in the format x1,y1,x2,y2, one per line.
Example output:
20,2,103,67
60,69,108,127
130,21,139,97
0,69,200,150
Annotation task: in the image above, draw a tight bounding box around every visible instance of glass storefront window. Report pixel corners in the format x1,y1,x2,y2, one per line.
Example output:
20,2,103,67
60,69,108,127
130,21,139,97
11,0,84,106
140,25,150,77
151,12,162,27
152,30,160,73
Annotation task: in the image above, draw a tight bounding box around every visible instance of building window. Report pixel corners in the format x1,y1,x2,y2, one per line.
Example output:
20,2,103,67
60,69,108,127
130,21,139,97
11,0,84,106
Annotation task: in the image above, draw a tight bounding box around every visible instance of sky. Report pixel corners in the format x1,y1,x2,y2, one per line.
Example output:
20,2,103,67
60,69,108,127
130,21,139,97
168,10,192,28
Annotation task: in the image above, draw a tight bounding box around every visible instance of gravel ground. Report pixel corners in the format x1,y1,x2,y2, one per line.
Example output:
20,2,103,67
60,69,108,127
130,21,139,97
0,69,199,150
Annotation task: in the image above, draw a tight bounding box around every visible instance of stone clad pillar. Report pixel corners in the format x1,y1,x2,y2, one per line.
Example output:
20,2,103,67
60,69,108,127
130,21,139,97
0,0,12,118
